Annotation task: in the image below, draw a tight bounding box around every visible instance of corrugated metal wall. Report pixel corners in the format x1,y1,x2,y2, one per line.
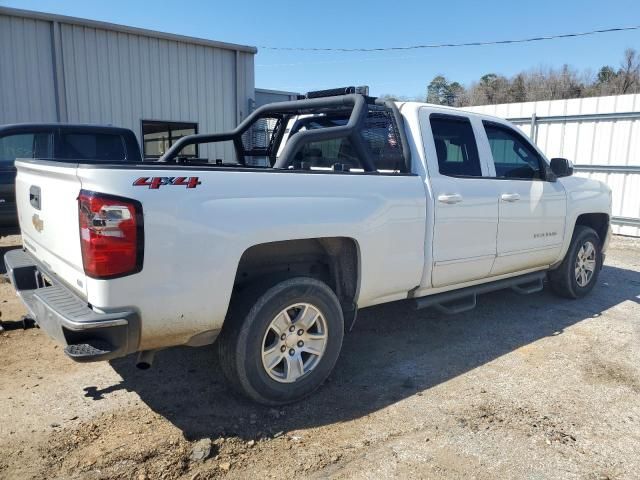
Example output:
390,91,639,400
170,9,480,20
0,7,256,162
255,88,298,107
0,15,58,123
467,94,640,237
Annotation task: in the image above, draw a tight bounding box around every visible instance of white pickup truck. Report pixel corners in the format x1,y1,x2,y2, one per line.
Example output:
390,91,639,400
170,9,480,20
5,87,611,405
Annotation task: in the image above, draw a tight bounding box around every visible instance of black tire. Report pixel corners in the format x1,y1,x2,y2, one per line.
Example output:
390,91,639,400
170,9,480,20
217,276,344,405
548,225,602,299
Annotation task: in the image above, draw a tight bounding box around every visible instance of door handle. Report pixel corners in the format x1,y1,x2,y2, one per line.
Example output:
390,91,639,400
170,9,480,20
500,193,520,202
437,193,463,204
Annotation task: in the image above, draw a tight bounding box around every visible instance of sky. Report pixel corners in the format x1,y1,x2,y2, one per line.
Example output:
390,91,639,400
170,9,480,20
2,0,640,98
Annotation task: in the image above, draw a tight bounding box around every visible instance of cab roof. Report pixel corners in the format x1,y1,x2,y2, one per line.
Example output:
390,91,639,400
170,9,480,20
396,101,513,126
0,123,135,135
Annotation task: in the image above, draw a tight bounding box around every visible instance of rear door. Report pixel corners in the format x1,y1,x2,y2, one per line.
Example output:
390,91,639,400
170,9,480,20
479,121,566,275
16,160,86,296
420,110,499,288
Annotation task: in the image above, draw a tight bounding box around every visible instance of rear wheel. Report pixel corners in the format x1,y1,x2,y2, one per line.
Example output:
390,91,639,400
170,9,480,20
548,225,602,299
217,277,344,405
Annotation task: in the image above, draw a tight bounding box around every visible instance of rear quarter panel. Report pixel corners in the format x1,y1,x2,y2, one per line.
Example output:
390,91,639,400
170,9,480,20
77,167,427,350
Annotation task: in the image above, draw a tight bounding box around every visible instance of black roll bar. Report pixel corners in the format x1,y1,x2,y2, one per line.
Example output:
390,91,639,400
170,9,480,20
159,93,412,173
272,94,372,170
376,98,412,173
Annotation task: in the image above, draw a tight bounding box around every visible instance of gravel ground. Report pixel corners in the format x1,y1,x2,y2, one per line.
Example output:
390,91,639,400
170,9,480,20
1,233,639,480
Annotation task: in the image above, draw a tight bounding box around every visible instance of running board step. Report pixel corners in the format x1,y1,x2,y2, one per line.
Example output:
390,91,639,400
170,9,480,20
414,271,547,314
64,339,114,361
434,294,477,314
511,278,544,295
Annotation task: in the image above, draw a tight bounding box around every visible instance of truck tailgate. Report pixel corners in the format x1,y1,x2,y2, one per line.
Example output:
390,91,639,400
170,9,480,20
15,160,86,297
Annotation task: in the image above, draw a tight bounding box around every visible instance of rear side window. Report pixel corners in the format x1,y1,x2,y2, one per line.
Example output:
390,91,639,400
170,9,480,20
294,136,363,170
0,133,51,163
430,115,482,177
60,133,126,161
361,108,405,172
288,107,406,172
291,117,364,170
483,122,543,180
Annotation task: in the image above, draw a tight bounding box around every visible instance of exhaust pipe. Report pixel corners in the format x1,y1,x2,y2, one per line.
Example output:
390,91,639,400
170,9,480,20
136,350,156,370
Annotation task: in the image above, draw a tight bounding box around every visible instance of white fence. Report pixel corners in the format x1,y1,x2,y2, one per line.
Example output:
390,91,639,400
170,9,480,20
467,94,640,237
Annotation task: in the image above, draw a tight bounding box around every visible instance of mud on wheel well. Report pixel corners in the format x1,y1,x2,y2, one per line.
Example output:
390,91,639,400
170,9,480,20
575,213,609,242
234,237,359,309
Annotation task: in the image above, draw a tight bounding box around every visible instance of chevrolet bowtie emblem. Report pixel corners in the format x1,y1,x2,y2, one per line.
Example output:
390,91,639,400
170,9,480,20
32,214,44,233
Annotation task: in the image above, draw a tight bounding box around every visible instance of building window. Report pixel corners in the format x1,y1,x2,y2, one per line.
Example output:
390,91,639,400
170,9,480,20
142,121,198,159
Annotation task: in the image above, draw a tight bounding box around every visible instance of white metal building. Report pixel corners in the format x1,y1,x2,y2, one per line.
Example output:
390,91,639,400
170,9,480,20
254,88,299,108
0,6,256,161
468,94,640,237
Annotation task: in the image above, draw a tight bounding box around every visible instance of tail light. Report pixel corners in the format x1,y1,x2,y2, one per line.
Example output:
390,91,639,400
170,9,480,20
78,190,143,279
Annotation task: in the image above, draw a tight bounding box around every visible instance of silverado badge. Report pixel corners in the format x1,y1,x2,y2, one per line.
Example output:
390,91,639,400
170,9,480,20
32,214,44,233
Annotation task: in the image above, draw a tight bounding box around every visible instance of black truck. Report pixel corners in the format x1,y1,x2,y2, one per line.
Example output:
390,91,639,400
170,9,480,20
0,123,142,226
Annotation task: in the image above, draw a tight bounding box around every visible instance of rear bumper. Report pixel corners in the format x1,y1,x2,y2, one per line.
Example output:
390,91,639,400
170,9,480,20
4,248,139,362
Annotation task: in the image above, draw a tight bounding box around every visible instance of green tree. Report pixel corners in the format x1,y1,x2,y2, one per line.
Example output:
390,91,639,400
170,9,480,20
509,74,527,102
426,75,449,104
477,73,505,104
597,66,617,84
448,82,466,106
426,75,465,106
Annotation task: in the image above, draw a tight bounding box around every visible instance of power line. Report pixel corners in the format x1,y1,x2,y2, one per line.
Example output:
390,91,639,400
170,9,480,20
258,25,640,52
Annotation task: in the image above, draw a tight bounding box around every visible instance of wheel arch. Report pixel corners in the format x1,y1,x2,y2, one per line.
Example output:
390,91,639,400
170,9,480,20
554,211,610,269
574,212,610,243
233,237,361,321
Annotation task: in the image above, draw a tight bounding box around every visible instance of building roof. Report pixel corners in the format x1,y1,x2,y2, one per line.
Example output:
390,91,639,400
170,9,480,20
255,88,300,96
0,6,257,54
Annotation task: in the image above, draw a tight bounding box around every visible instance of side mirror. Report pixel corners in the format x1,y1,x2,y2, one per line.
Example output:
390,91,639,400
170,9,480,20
550,157,574,178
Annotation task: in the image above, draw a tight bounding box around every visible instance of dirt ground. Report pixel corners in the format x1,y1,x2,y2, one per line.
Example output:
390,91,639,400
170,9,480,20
1,233,639,480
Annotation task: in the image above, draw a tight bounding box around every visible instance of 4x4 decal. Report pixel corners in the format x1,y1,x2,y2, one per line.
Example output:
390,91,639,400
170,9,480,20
133,177,201,189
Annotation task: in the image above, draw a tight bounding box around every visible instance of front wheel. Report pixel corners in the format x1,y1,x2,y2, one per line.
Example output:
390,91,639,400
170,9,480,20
548,225,602,299
217,277,344,405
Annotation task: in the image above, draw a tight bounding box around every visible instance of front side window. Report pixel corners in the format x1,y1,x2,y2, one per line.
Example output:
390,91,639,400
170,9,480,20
0,133,51,163
142,121,197,158
484,122,543,180
429,115,482,177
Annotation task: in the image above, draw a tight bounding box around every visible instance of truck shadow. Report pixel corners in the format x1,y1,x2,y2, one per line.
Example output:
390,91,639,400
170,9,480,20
104,263,640,441
0,226,21,239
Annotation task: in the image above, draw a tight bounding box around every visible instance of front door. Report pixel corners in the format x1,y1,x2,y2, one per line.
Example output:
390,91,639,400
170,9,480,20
480,121,566,275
